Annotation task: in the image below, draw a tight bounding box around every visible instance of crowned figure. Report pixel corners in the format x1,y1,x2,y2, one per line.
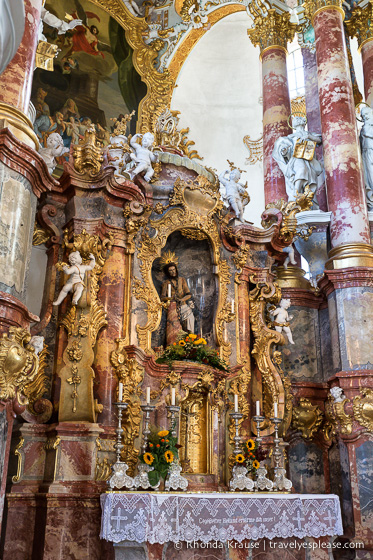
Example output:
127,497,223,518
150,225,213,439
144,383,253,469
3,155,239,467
160,251,195,346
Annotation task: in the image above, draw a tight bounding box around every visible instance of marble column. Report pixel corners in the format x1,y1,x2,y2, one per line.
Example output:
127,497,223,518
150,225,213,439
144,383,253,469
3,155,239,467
361,39,373,106
247,9,296,205
0,0,42,150
311,2,373,268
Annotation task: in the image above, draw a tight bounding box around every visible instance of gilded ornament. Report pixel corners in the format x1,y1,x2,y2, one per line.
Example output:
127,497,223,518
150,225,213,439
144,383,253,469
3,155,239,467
326,388,353,436
323,394,338,441
95,458,114,482
262,185,315,244
353,388,373,432
44,436,61,451
233,242,252,283
243,135,263,165
0,327,39,403
133,175,232,361
247,0,297,53
155,108,202,160
292,398,323,439
291,96,306,118
73,127,104,177
23,344,51,418
33,222,50,246
302,0,344,25
12,437,25,484
110,340,144,474
228,370,251,457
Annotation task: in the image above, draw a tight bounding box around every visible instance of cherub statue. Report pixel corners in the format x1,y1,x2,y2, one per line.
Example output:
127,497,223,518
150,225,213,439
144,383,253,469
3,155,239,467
283,244,296,269
39,133,69,174
53,251,95,306
30,335,44,356
330,386,345,403
219,165,249,221
272,298,294,345
272,115,323,202
129,132,159,182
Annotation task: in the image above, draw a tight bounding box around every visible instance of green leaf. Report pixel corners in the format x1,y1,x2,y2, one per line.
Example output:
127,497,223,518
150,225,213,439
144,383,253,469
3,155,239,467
148,470,159,486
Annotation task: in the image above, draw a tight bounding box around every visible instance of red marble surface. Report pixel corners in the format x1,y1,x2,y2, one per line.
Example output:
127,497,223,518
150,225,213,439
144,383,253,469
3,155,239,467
0,291,39,333
262,47,291,205
0,0,42,113
314,8,370,248
362,40,373,107
95,246,127,427
319,268,373,297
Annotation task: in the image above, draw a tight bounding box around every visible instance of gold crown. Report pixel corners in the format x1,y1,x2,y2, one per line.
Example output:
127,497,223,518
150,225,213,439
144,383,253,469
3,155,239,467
159,251,178,270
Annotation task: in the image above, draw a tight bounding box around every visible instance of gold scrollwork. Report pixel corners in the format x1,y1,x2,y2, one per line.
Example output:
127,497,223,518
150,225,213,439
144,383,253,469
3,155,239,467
33,222,51,246
243,135,263,165
345,1,373,49
247,0,297,53
73,127,104,177
292,398,323,440
12,436,25,483
353,388,373,432
23,345,51,418
249,280,292,436
110,340,144,474
133,175,233,362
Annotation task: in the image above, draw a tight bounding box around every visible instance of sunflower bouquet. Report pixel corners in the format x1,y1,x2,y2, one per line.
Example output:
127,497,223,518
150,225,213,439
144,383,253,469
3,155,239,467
155,332,229,372
235,438,267,474
140,426,180,486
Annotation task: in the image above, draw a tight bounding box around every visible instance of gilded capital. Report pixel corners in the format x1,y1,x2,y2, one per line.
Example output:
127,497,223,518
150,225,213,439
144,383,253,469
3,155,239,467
247,1,297,53
302,0,344,25
345,1,373,50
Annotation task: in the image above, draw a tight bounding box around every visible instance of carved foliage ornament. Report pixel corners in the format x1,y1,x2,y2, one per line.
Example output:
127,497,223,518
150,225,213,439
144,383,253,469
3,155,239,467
302,0,344,24
292,398,323,439
155,108,202,160
110,340,144,474
345,1,373,47
353,388,373,433
247,0,297,52
0,327,39,403
73,127,104,177
133,175,233,362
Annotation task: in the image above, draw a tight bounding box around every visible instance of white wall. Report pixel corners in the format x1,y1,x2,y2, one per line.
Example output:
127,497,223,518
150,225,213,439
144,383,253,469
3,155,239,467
171,11,265,226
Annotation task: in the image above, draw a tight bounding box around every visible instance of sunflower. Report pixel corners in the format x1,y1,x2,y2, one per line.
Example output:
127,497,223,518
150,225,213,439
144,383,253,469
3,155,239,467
246,439,255,451
179,340,186,346
200,338,207,345
194,338,203,345
164,450,174,463
144,452,154,465
158,430,169,437
189,334,197,340
253,460,260,469
236,454,245,463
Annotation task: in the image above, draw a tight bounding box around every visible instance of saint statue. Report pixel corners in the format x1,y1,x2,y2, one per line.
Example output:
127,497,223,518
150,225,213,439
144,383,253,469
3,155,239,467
359,105,373,209
160,252,195,346
272,115,323,202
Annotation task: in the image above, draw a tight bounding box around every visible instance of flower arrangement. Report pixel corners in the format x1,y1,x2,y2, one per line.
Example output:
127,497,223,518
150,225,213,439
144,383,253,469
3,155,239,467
139,426,180,486
156,332,229,372
235,438,267,474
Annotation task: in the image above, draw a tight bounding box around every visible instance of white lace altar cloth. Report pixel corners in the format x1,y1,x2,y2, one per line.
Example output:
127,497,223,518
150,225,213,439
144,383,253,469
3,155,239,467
100,492,343,544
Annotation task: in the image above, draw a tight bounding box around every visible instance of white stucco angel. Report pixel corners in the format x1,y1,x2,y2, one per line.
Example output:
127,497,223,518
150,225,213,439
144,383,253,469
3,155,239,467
39,8,82,43
330,386,345,403
283,244,296,269
129,132,159,182
39,133,69,175
272,115,323,202
359,105,373,210
272,298,294,345
53,251,95,306
219,165,249,221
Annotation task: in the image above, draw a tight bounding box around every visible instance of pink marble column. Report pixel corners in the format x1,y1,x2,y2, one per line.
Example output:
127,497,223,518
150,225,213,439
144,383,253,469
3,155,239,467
262,46,292,205
361,40,373,106
0,0,42,114
313,7,371,249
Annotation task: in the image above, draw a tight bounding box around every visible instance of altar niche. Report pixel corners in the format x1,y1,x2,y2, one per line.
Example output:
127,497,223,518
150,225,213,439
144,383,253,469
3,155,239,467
151,231,217,349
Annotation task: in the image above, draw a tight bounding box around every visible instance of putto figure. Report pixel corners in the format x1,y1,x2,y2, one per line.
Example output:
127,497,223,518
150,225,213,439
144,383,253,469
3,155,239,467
219,164,249,221
160,252,195,346
39,133,69,175
272,115,323,202
53,251,95,306
129,132,159,182
272,298,294,345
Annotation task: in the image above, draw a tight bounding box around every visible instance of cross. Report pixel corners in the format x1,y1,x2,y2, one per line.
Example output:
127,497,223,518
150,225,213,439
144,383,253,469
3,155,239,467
111,507,128,531
326,509,335,531
294,510,305,530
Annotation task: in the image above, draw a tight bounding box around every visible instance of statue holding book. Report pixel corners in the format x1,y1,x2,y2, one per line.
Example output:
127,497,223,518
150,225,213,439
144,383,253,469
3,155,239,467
272,115,323,202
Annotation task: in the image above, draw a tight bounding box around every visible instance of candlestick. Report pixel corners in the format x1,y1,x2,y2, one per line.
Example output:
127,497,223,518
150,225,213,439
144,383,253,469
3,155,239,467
118,382,123,402
141,403,155,454
114,400,128,463
146,386,150,404
166,404,180,438
168,283,171,298
269,415,292,492
234,394,238,413
256,400,260,416
171,387,175,406
230,411,243,456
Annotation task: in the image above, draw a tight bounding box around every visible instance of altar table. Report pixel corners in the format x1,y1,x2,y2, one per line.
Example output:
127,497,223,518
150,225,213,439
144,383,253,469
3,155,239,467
100,492,343,544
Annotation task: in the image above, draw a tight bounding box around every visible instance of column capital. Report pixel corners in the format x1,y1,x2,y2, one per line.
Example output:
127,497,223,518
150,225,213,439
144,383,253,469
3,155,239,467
302,0,345,26
247,2,297,54
345,0,373,51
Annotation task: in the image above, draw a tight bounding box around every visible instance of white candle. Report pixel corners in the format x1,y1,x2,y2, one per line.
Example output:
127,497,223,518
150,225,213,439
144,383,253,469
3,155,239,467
146,386,150,404
231,300,234,313
118,382,123,401
234,394,238,412
256,400,260,416
171,387,176,406
200,325,203,338
274,402,278,417
167,283,171,298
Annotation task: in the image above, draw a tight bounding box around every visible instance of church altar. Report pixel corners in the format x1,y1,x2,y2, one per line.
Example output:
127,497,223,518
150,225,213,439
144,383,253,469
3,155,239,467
100,492,343,545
